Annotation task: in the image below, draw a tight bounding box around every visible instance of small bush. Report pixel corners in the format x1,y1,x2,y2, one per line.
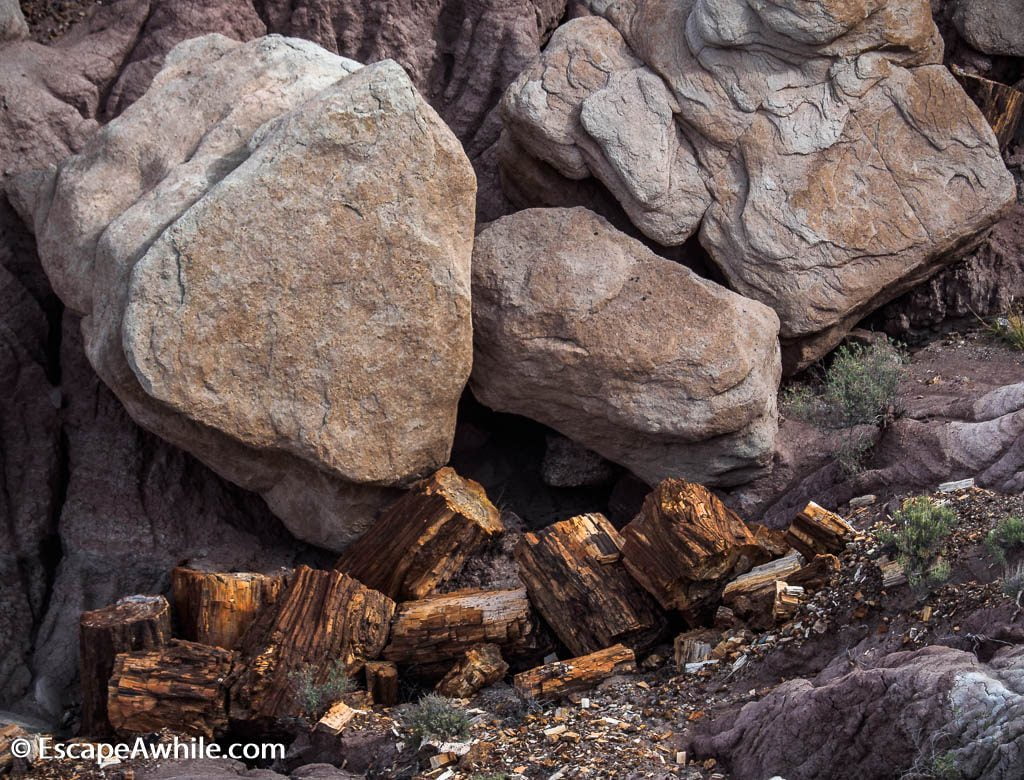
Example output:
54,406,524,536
404,693,471,743
877,497,956,593
782,339,905,429
823,340,906,427
989,303,1024,351
835,429,875,476
289,658,355,717
985,515,1024,563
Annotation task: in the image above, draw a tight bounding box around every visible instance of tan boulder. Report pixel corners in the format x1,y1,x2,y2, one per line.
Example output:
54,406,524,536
499,0,1015,371
470,207,780,487
15,36,476,550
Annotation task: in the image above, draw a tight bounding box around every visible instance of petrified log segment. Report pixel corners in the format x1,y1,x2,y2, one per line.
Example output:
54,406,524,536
952,67,1024,150
336,467,503,600
436,644,509,699
773,583,804,622
722,553,804,628
785,502,855,561
80,595,172,735
383,588,541,671
316,701,357,736
171,567,289,650
231,566,395,720
514,513,667,656
620,480,777,620
107,639,235,738
364,661,399,707
514,644,636,700
788,554,841,591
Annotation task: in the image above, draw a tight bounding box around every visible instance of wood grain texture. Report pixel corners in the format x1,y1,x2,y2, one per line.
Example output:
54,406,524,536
364,661,399,706
335,467,503,600
953,66,1024,150
514,644,636,700
107,639,235,738
436,643,508,698
230,565,395,720
620,480,778,620
383,588,542,673
514,513,667,656
172,567,289,650
79,595,172,736
784,502,855,561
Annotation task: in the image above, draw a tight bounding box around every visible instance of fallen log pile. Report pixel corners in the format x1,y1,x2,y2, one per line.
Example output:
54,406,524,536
76,468,858,736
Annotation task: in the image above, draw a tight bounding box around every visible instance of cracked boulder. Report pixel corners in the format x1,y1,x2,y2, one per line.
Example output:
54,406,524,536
951,0,1024,57
691,644,1024,779
499,0,1015,371
470,207,781,487
13,35,476,551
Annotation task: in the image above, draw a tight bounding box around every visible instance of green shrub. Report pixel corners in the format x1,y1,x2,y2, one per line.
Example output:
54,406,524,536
782,339,905,429
404,693,471,743
985,515,1024,563
1002,562,1024,599
835,429,875,476
822,340,905,426
877,497,956,593
289,658,355,717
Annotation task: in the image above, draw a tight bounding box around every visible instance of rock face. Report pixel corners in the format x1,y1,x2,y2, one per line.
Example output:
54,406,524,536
880,203,1024,338
471,207,781,487
500,0,1016,370
691,645,1024,779
14,35,476,551
952,0,1024,56
0,0,27,42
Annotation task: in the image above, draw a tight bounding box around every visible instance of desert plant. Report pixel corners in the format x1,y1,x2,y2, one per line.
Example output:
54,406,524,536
835,428,876,476
822,339,906,426
403,693,471,743
782,338,905,430
985,515,1024,563
877,497,956,593
1002,561,1024,599
988,303,1024,351
289,658,355,717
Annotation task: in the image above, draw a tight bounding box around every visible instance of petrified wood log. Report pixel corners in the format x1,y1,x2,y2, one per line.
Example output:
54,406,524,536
620,480,778,620
785,502,855,561
171,567,289,650
773,582,804,622
230,566,395,720
952,66,1024,150
364,661,399,707
514,513,667,657
107,639,236,738
316,701,357,736
80,595,172,736
383,588,542,672
336,467,503,600
788,554,841,591
436,643,509,699
722,553,804,629
514,644,636,700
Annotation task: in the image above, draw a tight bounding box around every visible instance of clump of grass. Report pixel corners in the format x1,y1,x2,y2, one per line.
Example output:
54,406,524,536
988,302,1024,351
289,658,355,718
1002,562,1024,599
877,497,956,594
835,429,876,477
985,515,1024,564
403,693,471,744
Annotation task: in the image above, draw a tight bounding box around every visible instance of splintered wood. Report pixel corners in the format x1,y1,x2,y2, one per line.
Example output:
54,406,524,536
384,588,542,672
171,567,289,650
514,645,636,700
436,643,509,699
952,66,1024,149
620,480,778,619
230,565,395,720
107,639,235,738
785,502,855,560
79,595,172,735
335,467,503,600
514,513,667,656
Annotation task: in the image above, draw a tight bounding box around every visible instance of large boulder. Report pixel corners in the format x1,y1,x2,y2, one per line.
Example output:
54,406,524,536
951,0,1024,57
0,0,27,42
13,35,476,550
691,645,1024,779
471,207,781,487
500,0,1016,371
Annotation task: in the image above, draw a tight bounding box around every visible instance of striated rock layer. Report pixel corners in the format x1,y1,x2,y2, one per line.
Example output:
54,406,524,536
471,207,780,486
13,35,477,551
500,0,1015,371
